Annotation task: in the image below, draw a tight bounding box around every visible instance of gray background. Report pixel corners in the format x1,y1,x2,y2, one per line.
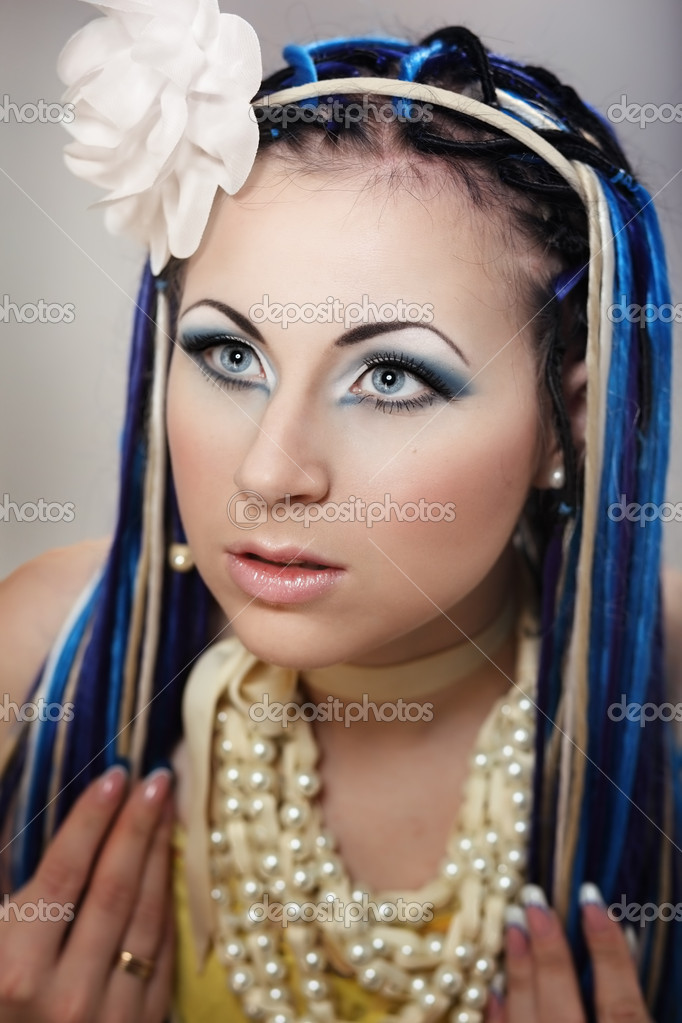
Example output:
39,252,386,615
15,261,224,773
1,0,681,579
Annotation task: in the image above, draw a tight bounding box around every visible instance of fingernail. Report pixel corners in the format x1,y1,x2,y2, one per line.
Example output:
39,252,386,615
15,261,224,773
505,919,529,958
98,764,129,801
519,884,548,910
579,882,605,908
143,766,173,802
490,971,506,999
624,924,639,962
504,904,528,935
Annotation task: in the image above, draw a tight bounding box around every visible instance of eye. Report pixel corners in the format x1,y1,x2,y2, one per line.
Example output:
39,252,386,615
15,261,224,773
349,350,465,412
178,331,270,390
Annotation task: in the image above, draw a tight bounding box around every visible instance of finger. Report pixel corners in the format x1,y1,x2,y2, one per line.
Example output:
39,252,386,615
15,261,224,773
503,905,537,1023
483,973,506,1023
102,792,175,1020
519,885,585,1023
3,765,129,976
54,768,172,1012
141,897,176,1023
579,884,651,1023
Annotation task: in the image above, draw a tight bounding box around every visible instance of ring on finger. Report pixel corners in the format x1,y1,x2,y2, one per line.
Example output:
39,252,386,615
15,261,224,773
116,949,155,981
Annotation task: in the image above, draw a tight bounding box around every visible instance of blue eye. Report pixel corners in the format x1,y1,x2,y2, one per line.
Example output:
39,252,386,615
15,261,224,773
178,330,268,390
371,367,406,394
218,344,253,374
350,350,471,413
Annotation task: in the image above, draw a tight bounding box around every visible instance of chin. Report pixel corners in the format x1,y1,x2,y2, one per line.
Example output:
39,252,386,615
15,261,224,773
224,605,372,671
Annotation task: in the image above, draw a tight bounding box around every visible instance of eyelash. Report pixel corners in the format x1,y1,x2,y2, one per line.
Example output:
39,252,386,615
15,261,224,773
356,350,458,413
178,334,460,412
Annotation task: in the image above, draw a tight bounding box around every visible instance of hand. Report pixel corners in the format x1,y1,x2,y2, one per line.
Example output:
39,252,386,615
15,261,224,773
0,765,176,1023
485,883,651,1023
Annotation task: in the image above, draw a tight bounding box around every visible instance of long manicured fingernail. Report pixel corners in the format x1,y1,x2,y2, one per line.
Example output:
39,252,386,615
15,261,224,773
579,882,605,907
490,971,505,999
520,884,553,937
98,764,129,801
520,883,549,909
143,766,173,802
504,904,528,934
624,924,639,962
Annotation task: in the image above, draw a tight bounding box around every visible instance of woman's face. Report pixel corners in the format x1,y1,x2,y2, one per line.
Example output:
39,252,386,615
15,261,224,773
166,157,556,668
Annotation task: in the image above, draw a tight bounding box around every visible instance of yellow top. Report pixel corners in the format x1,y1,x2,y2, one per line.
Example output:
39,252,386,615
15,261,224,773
171,823,459,1023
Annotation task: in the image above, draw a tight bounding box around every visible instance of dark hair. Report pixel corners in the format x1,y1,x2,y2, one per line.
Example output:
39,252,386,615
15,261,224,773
3,25,678,1023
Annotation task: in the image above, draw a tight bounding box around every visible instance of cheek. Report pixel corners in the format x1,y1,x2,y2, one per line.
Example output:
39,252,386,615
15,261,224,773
166,362,236,549
355,398,541,588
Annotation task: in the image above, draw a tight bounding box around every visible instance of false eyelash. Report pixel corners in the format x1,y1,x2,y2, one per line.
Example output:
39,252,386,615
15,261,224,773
359,349,458,399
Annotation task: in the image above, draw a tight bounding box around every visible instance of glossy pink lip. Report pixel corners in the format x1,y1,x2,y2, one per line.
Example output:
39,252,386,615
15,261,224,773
225,542,346,605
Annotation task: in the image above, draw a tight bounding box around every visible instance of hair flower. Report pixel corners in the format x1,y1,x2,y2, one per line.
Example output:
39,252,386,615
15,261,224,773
57,0,263,274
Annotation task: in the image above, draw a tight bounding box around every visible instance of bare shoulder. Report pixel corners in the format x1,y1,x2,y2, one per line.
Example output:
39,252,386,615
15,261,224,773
0,538,111,749
661,566,682,732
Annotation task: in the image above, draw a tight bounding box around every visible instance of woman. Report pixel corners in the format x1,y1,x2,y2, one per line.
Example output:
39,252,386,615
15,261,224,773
0,3,680,1021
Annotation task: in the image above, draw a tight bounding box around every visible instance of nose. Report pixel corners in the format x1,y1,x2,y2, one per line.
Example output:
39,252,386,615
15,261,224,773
232,389,330,506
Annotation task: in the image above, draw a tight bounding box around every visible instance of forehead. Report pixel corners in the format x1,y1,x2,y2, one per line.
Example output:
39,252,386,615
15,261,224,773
182,156,539,311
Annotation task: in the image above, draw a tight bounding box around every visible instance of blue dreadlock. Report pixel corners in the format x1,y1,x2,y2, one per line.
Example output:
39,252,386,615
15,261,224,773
2,24,679,1022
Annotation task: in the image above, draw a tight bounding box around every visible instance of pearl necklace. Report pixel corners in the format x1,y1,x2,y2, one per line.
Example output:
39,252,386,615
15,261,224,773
203,608,539,1023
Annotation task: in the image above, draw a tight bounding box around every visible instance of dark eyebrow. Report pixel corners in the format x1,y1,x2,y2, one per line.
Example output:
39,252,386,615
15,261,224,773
179,299,470,367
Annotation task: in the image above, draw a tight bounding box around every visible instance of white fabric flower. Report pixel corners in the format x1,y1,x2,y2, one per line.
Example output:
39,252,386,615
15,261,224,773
58,0,263,273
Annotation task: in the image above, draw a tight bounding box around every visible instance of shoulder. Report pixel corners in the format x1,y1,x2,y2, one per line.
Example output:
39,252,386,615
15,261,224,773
0,538,111,750
661,565,682,744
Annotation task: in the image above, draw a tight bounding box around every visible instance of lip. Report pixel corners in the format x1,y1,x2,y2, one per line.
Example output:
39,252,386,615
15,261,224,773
225,541,346,605
226,540,343,570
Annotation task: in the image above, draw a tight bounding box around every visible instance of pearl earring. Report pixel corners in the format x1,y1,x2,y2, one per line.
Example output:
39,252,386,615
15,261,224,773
549,465,565,489
168,542,194,572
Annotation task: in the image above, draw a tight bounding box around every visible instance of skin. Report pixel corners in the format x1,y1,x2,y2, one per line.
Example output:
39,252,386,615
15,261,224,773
165,153,650,1020
0,155,653,1021
167,157,557,671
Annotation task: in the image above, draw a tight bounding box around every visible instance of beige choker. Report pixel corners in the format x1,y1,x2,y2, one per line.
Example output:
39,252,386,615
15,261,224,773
298,598,516,703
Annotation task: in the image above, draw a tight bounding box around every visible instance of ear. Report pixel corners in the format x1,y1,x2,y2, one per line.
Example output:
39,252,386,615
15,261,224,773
532,346,587,489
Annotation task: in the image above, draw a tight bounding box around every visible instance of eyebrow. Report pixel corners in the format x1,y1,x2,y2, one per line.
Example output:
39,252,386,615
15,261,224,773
179,299,470,367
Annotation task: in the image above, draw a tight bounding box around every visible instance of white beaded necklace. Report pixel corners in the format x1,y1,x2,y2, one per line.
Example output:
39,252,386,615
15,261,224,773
201,600,539,1023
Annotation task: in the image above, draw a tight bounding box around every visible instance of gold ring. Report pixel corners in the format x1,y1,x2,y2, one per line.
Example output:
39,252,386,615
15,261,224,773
116,949,155,981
